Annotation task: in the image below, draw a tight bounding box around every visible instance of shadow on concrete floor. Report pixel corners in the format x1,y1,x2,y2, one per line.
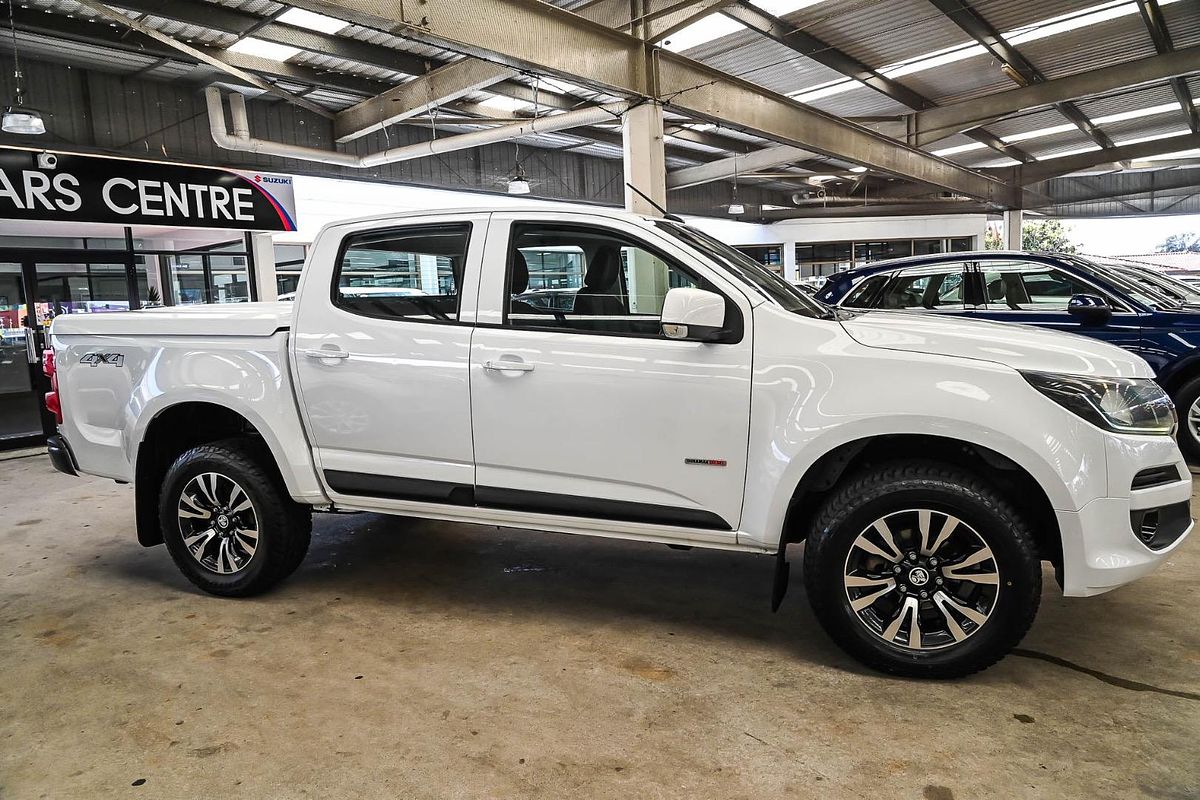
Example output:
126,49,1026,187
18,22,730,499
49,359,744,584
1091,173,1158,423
105,510,861,673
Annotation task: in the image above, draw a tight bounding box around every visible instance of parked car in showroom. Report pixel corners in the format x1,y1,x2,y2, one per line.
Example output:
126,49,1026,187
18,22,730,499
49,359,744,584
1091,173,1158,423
816,250,1200,462
44,210,1190,679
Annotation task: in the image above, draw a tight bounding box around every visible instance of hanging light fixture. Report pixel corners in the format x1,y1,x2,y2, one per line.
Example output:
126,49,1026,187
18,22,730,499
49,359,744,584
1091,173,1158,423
506,166,531,195
506,143,530,194
727,156,744,214
2,0,44,135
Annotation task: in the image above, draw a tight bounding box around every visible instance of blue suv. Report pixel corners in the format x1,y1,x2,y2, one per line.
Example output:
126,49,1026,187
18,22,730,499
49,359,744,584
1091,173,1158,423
816,251,1200,461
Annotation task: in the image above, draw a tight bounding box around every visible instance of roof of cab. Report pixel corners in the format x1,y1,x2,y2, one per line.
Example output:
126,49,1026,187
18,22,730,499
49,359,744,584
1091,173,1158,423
319,205,662,230
832,250,1074,280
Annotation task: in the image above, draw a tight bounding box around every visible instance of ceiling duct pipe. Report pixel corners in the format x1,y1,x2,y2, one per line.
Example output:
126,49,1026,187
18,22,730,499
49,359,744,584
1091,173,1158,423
788,193,975,206
206,87,634,169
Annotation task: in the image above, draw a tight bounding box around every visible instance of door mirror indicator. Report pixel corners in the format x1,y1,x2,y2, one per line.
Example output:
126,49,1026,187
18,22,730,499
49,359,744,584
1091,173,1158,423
1067,294,1112,325
660,288,728,342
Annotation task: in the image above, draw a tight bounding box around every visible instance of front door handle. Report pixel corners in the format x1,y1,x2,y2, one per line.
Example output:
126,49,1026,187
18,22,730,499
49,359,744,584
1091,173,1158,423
302,347,349,360
483,359,534,373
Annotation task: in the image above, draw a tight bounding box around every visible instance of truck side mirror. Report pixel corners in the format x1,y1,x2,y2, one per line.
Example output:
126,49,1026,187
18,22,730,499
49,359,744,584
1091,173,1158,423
1067,293,1112,326
660,287,728,342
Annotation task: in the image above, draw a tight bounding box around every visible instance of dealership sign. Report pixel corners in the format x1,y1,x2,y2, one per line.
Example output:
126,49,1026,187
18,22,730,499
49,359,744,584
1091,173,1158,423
0,147,297,231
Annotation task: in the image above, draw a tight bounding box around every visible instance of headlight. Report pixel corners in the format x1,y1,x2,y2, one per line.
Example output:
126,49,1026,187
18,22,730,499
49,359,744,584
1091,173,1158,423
1021,371,1176,435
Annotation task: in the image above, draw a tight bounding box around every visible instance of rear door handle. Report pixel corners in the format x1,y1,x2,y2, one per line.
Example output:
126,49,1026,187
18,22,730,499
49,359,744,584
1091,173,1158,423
483,359,534,373
302,348,349,360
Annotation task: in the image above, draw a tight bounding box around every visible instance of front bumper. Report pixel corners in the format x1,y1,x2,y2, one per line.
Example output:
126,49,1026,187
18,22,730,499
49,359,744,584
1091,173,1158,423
1057,436,1192,596
46,434,78,476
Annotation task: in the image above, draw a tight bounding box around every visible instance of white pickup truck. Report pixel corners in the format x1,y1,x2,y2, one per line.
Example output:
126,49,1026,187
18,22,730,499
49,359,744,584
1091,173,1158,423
45,207,1192,678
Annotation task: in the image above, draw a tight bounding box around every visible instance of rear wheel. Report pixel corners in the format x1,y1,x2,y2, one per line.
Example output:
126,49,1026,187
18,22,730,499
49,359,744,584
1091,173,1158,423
159,440,311,597
803,460,1041,678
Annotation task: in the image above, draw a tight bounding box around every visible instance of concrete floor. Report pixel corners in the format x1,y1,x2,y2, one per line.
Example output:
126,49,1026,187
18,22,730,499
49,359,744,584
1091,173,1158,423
1,455,1197,800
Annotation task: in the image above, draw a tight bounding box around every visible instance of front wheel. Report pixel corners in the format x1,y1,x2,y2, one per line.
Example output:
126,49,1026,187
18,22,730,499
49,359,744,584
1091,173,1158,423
803,461,1041,679
159,440,311,597
1170,376,1200,464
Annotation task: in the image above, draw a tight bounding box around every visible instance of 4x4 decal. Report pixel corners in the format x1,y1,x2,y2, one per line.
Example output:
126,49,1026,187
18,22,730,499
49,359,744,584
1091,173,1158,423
80,352,125,367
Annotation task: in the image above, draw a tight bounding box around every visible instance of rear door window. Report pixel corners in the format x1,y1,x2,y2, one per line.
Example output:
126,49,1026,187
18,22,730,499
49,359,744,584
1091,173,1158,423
979,261,1101,311
879,265,968,310
333,223,471,322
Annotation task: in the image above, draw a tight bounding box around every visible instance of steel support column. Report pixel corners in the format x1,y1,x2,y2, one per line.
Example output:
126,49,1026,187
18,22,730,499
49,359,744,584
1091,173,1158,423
1003,209,1022,250
623,102,667,215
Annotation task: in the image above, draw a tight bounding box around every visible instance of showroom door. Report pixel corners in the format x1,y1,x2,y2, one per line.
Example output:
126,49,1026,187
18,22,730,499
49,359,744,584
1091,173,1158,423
469,216,752,538
0,252,142,448
0,262,42,444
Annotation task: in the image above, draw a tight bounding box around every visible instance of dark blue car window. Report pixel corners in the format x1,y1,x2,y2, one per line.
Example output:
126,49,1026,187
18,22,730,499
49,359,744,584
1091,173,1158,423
842,274,888,308
979,262,1097,311
880,267,967,310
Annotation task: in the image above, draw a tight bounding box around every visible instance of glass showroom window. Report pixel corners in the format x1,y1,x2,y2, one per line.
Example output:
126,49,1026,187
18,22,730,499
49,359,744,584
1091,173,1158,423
735,244,784,275
165,253,251,304
274,244,307,297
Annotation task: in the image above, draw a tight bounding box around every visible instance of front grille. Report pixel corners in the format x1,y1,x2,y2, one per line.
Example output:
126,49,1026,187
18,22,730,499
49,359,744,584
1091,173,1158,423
1130,501,1192,550
1131,465,1182,491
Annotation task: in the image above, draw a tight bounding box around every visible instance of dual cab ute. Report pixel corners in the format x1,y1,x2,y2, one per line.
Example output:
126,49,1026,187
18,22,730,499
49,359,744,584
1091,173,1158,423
46,207,1192,678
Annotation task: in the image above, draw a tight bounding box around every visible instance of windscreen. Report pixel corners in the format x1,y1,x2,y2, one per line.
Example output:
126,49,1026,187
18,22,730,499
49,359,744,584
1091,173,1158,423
654,220,833,319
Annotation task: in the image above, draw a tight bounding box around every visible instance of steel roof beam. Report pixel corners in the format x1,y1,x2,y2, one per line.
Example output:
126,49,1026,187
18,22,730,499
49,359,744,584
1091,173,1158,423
1039,170,1200,206
1135,0,1200,134
10,7,392,99
285,0,1025,205
77,2,335,117
912,46,1200,146
720,1,1034,163
107,0,583,113
335,60,518,141
926,0,1118,152
758,201,991,219
997,132,1200,184
666,145,814,189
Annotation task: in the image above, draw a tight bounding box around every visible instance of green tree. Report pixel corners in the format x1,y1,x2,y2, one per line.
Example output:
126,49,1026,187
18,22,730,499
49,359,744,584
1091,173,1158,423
1157,233,1200,253
1021,219,1078,254
984,226,1003,250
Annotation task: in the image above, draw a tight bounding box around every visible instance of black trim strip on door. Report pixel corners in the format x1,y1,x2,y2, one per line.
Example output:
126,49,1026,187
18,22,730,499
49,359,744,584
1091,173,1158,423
324,470,476,505
322,470,731,531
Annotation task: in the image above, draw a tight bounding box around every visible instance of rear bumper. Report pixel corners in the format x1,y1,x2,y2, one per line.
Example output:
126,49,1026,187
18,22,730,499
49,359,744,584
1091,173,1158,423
46,434,78,477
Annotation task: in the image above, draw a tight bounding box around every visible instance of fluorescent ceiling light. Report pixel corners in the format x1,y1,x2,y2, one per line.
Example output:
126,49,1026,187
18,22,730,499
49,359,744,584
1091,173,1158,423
477,94,531,113
661,14,746,52
537,77,593,96
848,166,868,173
228,37,300,61
749,0,828,16
1138,148,1200,162
793,78,856,103
932,141,987,157
1001,123,1077,143
1113,129,1193,146
1036,144,1103,160
1091,101,1182,125
277,7,349,34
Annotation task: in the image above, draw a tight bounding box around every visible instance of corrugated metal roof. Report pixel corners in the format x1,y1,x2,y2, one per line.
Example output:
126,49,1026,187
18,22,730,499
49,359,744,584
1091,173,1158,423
1163,1,1200,48
894,58,1015,106
984,108,1076,140
800,0,971,69
694,35,847,95
806,86,913,117
1022,14,1159,80
1074,82,1182,118
966,0,1098,33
